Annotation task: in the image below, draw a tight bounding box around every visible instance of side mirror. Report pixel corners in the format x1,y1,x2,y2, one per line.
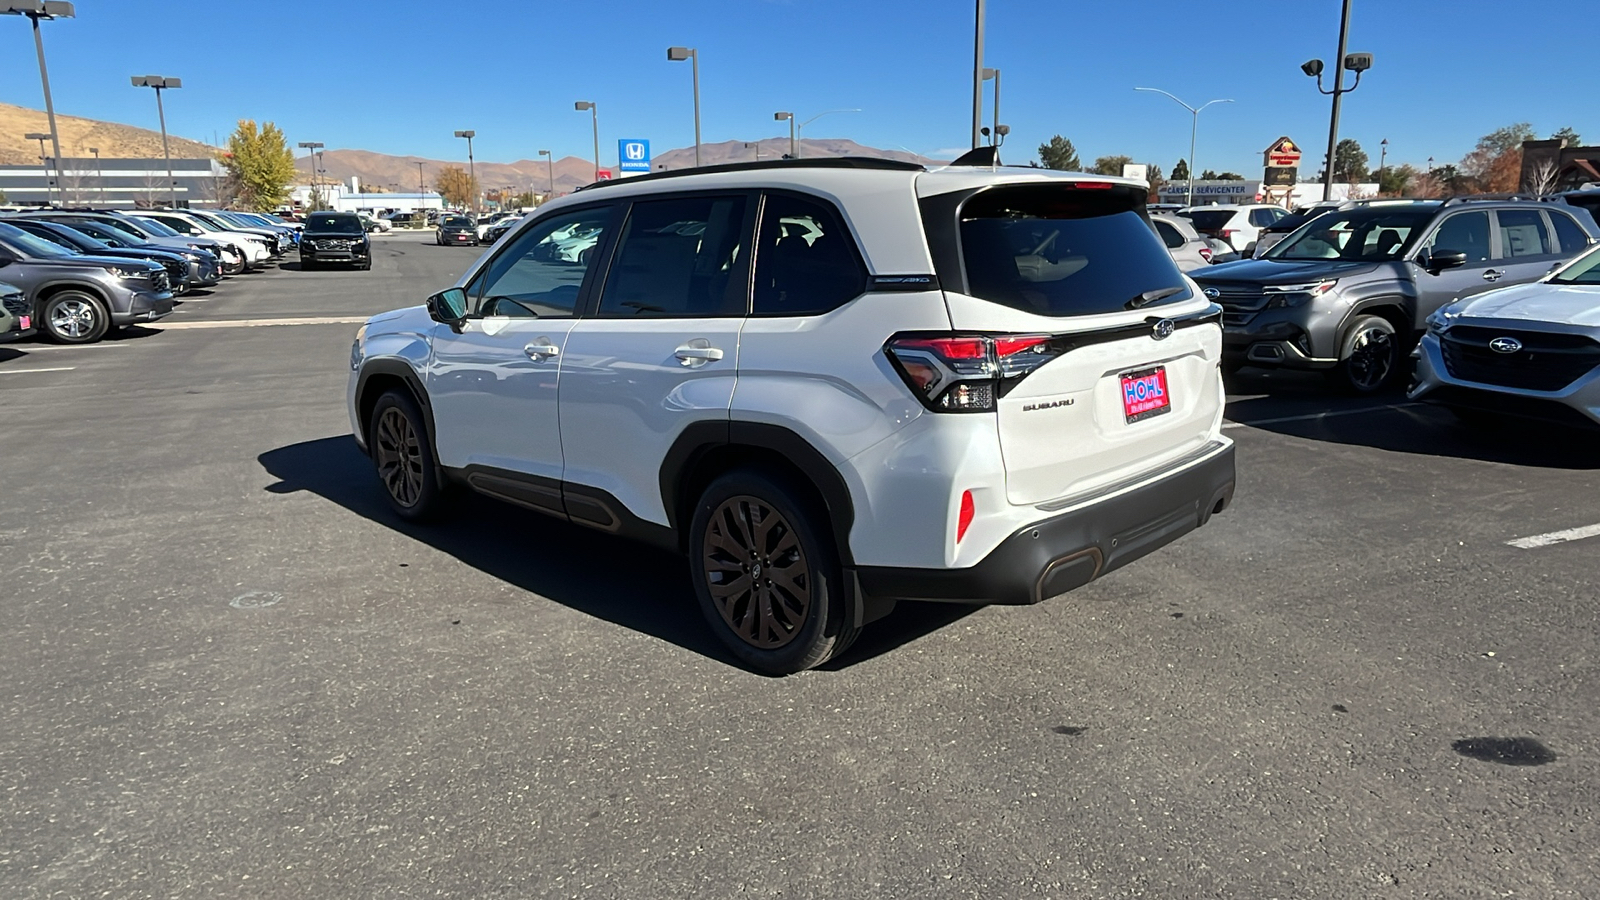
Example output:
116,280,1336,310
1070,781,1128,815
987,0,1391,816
427,287,469,329
1428,249,1468,273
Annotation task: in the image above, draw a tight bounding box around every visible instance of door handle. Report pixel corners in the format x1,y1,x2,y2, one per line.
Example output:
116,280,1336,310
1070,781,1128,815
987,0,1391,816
524,339,560,360
1482,269,1505,282
674,341,724,368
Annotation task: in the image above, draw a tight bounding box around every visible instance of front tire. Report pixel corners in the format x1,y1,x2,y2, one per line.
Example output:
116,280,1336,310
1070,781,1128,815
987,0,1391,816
1330,314,1400,394
369,390,447,521
40,290,110,344
689,469,858,675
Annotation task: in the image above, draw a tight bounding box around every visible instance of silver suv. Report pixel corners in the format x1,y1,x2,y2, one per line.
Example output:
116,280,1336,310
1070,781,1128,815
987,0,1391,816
1192,198,1600,392
0,221,174,343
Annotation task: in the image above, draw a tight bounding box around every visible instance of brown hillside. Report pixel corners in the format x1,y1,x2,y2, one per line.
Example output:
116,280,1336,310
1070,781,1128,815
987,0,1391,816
0,101,213,165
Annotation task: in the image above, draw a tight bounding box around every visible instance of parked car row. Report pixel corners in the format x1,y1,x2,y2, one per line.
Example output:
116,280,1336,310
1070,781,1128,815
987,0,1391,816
0,206,304,345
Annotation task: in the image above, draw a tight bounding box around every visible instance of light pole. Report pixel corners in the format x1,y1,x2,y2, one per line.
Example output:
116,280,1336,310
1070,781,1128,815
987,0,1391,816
1378,137,1388,184
538,149,554,199
25,132,50,204
89,145,102,204
4,2,73,206
415,161,426,215
131,75,181,208
1134,88,1232,208
982,67,1001,145
574,102,600,182
1300,0,1373,200
667,47,701,168
453,130,476,215
745,142,761,161
971,0,986,148
297,141,323,208
792,109,861,159
774,112,796,159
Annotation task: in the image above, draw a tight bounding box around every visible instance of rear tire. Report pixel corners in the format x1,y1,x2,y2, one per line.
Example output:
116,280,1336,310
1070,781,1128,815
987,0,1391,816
688,468,858,675
369,390,447,521
40,290,110,344
1329,315,1400,394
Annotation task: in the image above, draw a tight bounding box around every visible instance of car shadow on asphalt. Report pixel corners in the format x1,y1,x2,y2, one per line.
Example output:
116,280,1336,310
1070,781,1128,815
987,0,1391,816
258,436,974,674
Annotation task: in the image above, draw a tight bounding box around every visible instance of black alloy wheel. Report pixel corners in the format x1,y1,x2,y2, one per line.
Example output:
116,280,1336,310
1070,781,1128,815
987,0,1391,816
1333,315,1399,394
369,390,446,520
690,469,858,674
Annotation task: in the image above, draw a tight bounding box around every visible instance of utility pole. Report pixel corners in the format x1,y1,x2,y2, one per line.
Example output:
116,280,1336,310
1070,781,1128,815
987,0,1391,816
971,0,985,149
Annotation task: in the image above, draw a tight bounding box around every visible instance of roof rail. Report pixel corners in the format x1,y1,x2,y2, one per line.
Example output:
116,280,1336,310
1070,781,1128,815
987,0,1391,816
574,156,924,191
1439,193,1551,206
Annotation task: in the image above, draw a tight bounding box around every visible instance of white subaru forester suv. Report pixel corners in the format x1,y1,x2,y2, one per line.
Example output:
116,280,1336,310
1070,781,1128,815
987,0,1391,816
347,157,1236,674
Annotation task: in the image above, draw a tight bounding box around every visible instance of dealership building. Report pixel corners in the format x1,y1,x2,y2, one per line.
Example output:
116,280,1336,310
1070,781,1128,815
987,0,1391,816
0,157,225,208
1156,179,1380,208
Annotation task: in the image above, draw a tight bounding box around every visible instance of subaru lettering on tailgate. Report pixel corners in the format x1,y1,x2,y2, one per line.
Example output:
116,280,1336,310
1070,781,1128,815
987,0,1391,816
1120,366,1172,423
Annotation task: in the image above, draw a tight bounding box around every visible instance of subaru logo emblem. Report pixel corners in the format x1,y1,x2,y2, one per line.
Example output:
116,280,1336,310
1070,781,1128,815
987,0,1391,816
1152,318,1175,341
1489,336,1523,354
1204,288,1220,299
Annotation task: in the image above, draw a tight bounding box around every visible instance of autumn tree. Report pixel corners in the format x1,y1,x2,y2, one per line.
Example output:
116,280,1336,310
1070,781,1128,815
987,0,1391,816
435,165,478,208
1037,135,1080,171
219,120,297,211
1461,123,1534,192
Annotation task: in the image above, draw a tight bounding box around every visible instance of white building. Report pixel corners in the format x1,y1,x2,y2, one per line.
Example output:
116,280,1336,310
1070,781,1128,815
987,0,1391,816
1157,179,1380,209
288,177,443,215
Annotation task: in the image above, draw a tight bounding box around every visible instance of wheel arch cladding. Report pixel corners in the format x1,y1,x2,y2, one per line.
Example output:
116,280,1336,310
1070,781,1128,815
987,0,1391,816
662,421,858,566
355,360,433,452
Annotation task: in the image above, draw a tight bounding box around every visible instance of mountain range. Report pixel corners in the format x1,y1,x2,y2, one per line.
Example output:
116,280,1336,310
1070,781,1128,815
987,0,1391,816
0,101,213,165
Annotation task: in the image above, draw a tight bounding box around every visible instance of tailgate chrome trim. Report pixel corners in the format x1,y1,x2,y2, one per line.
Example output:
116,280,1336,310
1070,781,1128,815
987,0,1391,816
1035,439,1229,513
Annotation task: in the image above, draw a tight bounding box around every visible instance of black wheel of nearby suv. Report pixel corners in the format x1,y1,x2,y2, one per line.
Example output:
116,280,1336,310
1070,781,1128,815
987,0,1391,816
40,290,110,344
370,389,447,521
1330,315,1400,394
689,469,857,675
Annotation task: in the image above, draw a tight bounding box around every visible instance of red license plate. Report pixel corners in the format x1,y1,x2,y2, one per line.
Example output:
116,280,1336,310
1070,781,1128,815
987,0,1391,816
18,315,30,330
1120,366,1172,423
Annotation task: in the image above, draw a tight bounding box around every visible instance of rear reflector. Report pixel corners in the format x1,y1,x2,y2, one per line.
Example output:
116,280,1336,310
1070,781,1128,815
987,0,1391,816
957,490,975,543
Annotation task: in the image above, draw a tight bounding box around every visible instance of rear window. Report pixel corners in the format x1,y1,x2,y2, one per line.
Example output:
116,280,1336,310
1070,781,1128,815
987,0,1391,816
1184,209,1237,233
953,184,1189,317
443,217,473,227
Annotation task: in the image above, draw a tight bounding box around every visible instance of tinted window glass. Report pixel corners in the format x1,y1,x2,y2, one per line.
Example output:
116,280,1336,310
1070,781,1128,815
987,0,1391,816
1268,208,1435,261
442,217,473,227
1550,212,1590,253
752,193,866,317
129,217,177,237
1153,219,1185,249
1249,209,1275,227
307,215,363,233
1550,247,1600,284
63,220,140,246
957,185,1188,317
467,206,613,318
1184,209,1237,232
15,225,78,250
1429,211,1492,262
598,195,749,318
1496,210,1552,257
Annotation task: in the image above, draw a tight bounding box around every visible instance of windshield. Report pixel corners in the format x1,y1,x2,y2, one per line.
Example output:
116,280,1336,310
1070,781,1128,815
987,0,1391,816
443,217,473,227
131,216,178,237
0,221,76,258
68,220,139,246
307,214,363,233
1550,245,1600,284
1265,208,1436,261
951,183,1190,317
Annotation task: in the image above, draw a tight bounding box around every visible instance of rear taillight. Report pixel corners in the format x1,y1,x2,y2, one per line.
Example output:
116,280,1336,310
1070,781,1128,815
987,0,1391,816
885,333,1062,412
1198,245,1213,262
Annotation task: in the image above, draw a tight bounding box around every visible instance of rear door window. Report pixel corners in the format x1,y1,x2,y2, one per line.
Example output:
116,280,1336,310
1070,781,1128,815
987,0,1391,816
953,184,1189,316
596,194,751,318
1496,210,1553,257
1152,219,1185,249
1549,211,1591,253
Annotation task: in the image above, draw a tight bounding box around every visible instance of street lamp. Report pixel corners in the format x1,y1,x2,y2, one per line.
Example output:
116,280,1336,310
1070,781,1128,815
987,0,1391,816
971,0,986,148
1378,137,1388,186
1300,0,1373,200
453,130,477,215
774,112,796,159
131,75,181,208
3,2,73,207
574,102,600,182
538,149,553,197
1134,88,1233,208
667,46,701,168
415,161,426,214
88,145,102,204
24,132,50,204
982,67,1001,146
297,141,323,206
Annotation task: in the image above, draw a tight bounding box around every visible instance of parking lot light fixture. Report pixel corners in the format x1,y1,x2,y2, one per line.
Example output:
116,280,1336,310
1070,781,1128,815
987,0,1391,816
131,75,181,207
538,149,553,196
453,130,477,216
791,109,861,160
666,47,701,167
1379,138,1388,185
297,141,323,199
1301,0,1373,201
24,132,51,204
88,145,102,204
574,102,600,183
982,67,1001,147
774,112,795,159
1134,88,1232,208
4,2,72,207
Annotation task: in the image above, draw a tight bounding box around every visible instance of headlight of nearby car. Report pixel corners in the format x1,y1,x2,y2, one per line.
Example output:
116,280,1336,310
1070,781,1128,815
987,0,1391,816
350,323,368,371
105,264,152,280
1263,279,1338,308
1425,302,1466,335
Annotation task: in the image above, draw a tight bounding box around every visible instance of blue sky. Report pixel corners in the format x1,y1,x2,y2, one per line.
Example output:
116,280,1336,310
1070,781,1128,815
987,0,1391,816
3,0,1593,174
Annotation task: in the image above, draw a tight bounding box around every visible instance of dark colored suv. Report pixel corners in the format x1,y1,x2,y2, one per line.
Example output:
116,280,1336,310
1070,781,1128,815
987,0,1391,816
299,213,371,270
1191,198,1600,392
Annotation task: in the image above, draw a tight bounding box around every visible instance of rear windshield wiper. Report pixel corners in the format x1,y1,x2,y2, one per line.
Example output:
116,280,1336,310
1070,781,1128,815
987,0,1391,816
1126,286,1185,309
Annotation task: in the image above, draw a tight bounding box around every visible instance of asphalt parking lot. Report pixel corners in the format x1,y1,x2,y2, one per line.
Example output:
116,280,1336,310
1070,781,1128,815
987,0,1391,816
3,232,1598,899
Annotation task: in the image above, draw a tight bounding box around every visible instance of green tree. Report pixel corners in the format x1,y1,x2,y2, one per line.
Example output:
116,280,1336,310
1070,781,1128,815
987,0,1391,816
1037,135,1080,171
435,165,478,208
1170,158,1189,182
1212,172,1244,181
1379,163,1416,196
1552,126,1583,147
219,120,297,211
1091,154,1134,176
1199,169,1218,180
1334,138,1369,182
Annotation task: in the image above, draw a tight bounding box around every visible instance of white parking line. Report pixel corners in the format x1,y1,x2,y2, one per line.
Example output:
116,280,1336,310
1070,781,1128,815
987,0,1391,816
0,366,76,374
1506,523,1600,550
1223,402,1422,430
153,316,368,329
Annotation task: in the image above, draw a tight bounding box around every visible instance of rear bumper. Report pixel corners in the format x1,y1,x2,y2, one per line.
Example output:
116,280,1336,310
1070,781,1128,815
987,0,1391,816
856,442,1235,605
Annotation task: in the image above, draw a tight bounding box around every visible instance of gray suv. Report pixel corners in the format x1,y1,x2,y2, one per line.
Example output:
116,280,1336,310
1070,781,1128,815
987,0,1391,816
1192,198,1600,392
0,221,174,344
